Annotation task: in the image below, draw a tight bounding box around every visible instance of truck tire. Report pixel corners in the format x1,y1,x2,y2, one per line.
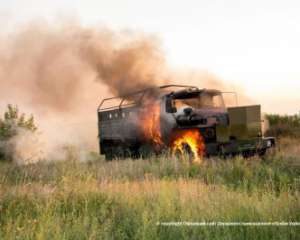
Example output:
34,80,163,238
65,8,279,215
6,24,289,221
104,147,113,161
138,144,153,158
114,146,125,159
242,150,256,158
173,143,195,163
258,148,267,157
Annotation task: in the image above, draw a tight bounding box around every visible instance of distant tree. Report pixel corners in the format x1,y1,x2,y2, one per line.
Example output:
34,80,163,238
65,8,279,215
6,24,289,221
265,113,300,138
0,105,37,160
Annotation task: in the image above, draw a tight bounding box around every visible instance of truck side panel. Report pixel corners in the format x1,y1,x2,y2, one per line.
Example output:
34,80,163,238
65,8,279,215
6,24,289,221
228,105,262,140
98,106,142,153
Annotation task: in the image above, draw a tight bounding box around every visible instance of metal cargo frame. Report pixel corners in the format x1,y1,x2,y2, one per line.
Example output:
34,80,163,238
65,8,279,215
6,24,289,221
97,85,198,112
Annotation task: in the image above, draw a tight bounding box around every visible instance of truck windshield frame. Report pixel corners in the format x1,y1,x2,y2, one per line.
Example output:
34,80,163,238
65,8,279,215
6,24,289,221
173,91,225,110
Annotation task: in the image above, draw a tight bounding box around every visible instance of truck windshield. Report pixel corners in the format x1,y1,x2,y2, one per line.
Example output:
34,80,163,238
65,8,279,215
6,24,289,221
173,92,225,109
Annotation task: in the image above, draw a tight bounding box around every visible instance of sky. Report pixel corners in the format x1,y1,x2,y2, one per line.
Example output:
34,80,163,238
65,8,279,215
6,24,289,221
1,0,300,114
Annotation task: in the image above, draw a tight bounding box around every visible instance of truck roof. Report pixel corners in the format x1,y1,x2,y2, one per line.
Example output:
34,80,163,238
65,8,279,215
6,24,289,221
98,85,221,112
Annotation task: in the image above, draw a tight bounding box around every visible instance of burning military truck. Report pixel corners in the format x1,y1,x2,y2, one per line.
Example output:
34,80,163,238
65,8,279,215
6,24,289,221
97,85,275,161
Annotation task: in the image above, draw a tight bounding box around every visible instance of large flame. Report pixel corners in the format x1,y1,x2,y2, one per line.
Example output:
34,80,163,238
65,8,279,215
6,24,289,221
139,103,205,162
140,103,163,149
170,129,205,163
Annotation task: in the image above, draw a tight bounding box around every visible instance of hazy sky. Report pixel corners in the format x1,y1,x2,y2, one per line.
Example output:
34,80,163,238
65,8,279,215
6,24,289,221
1,0,300,114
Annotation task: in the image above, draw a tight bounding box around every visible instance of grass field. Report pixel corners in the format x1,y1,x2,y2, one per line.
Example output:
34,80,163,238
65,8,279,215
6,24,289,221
0,138,300,239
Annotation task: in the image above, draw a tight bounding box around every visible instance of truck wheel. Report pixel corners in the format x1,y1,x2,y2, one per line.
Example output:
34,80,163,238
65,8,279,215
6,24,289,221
174,143,194,163
242,150,255,158
123,148,132,158
258,147,275,158
114,146,125,159
138,144,153,158
258,148,267,157
104,148,113,161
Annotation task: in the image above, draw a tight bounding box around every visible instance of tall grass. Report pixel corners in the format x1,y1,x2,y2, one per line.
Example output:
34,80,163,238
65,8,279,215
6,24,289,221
0,142,300,239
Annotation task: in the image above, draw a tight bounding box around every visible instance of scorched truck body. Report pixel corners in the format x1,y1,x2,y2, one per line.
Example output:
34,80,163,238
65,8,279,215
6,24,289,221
97,85,275,160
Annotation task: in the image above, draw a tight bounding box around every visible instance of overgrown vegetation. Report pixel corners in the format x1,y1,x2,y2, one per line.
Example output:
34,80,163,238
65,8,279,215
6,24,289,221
0,105,37,160
266,113,300,138
0,141,299,239
0,113,299,239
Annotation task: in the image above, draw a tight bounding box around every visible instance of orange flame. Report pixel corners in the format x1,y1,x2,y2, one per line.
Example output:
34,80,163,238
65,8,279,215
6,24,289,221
170,129,205,163
139,103,205,162
140,103,163,149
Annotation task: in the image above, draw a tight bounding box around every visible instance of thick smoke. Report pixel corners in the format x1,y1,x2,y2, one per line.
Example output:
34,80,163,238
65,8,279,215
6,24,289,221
0,22,170,162
0,21,249,163
0,22,167,112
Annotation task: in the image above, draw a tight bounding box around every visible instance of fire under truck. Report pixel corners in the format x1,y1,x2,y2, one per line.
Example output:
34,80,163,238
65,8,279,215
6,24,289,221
97,85,275,160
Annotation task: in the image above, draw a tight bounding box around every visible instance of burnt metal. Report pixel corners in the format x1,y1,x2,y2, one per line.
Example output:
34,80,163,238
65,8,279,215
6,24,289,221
98,84,198,112
97,85,275,160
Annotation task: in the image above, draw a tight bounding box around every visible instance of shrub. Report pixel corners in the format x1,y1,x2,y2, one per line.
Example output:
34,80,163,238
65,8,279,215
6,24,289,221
0,104,37,160
265,114,300,138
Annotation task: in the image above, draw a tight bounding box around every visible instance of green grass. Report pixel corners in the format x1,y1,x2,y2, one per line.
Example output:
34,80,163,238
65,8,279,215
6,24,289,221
0,142,300,239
